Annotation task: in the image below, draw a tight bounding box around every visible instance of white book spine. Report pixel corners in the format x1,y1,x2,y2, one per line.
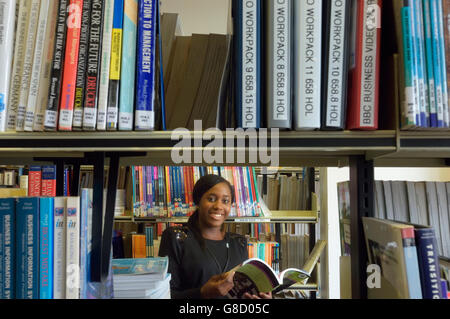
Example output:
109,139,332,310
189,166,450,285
293,0,322,130
33,0,59,132
24,0,51,132
325,0,349,127
6,0,30,132
241,0,258,129
0,0,17,132
53,196,67,299
65,196,80,299
15,0,40,132
96,0,114,131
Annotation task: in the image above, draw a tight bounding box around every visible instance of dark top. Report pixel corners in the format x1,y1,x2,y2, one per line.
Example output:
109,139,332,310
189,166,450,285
158,226,248,299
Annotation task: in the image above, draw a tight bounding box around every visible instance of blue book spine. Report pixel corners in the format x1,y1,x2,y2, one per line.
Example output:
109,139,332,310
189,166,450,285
429,0,444,127
233,0,261,128
422,0,438,126
0,198,15,299
79,189,91,299
135,0,156,130
414,228,443,298
119,0,138,130
401,229,423,299
409,0,422,126
16,197,40,299
441,279,448,299
39,197,54,299
436,0,449,127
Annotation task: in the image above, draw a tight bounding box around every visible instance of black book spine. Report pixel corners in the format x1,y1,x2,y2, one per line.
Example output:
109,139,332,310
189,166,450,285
72,0,92,130
82,0,104,130
44,0,69,131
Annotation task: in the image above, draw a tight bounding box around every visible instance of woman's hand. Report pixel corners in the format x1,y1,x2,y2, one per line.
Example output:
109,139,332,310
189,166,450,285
242,291,273,299
200,271,235,299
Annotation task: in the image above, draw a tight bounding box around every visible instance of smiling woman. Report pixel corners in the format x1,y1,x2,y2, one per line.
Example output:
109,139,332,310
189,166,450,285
158,174,255,299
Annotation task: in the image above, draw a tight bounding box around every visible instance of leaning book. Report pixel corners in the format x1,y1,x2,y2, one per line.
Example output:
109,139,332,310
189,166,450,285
227,240,326,298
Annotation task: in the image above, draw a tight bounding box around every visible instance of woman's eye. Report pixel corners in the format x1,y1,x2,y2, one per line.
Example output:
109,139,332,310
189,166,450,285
208,196,216,202
222,199,230,204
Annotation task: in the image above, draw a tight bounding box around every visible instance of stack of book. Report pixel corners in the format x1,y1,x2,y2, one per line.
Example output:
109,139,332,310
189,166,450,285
112,257,170,299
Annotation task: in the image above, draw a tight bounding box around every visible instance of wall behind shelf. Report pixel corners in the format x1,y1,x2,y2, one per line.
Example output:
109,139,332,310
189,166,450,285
160,0,230,35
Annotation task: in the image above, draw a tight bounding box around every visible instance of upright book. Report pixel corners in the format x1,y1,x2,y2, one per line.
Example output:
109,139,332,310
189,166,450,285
265,0,292,129
346,0,381,130
321,0,352,130
233,0,261,129
0,198,15,299
53,196,66,299
293,0,323,130
39,197,54,299
0,0,17,132
66,197,80,299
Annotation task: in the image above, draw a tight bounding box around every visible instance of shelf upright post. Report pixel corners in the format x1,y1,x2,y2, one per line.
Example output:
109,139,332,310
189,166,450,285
349,156,374,299
307,167,316,299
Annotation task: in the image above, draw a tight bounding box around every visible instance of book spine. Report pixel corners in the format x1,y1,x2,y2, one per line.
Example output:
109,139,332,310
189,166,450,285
293,0,322,130
135,0,156,130
323,0,351,129
106,0,124,130
401,227,423,299
414,228,443,299
39,197,54,299
444,0,450,121
429,0,445,127
346,0,380,130
44,0,69,131
266,0,291,129
24,0,51,132
66,197,80,299
437,0,449,127
79,189,88,298
16,197,39,299
15,0,40,132
72,0,92,130
409,0,422,127
96,0,114,130
82,0,104,130
234,0,261,128
33,0,59,132
58,0,83,131
0,0,17,132
53,197,66,299
119,0,137,130
0,198,15,299
423,0,438,127
41,165,57,197
28,165,42,197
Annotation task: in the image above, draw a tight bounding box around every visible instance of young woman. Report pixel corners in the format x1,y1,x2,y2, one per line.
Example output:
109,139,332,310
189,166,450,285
159,174,271,299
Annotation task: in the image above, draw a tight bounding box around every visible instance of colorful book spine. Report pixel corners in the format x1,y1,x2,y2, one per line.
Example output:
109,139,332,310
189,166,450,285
33,0,60,132
436,0,449,127
106,0,124,130
39,197,54,299
66,197,80,299
58,0,83,131
0,198,15,299
6,0,31,131
119,0,137,130
233,0,261,129
444,0,450,122
41,165,57,197
135,0,157,130
73,0,92,130
401,227,423,299
28,165,42,197
346,0,381,130
97,0,115,130
44,0,69,131
0,0,17,132
409,0,422,127
53,197,66,299
79,188,92,299
414,227,442,298
82,0,104,130
15,0,40,132
24,0,52,132
16,197,39,299
293,0,322,130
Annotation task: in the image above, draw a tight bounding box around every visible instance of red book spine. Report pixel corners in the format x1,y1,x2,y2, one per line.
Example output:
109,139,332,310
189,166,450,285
346,0,381,130
58,0,83,131
28,168,42,197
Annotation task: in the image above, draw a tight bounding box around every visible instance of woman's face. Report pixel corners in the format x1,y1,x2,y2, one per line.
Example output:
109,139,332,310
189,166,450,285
198,182,232,229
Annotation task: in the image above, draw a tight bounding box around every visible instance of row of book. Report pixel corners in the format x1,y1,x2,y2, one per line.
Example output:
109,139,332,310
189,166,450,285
0,0,160,132
394,0,450,129
130,166,264,218
0,191,115,299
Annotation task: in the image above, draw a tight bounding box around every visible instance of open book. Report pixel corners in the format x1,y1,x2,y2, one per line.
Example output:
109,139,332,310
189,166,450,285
227,240,326,298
